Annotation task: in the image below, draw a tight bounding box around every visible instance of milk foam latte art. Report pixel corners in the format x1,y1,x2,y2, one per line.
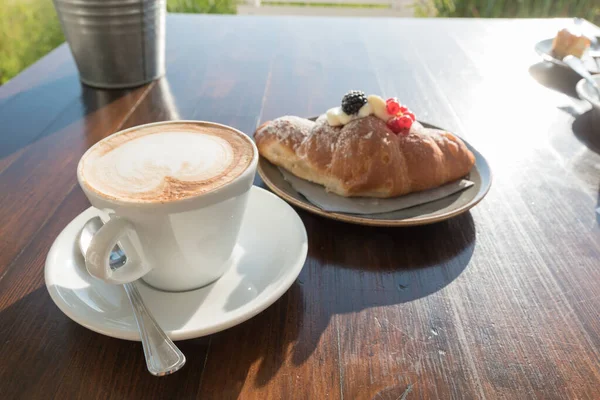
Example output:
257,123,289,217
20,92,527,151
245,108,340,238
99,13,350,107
79,122,254,203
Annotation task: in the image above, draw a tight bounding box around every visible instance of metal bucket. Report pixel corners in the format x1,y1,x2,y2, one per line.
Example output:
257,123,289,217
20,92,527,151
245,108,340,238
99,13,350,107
53,0,166,89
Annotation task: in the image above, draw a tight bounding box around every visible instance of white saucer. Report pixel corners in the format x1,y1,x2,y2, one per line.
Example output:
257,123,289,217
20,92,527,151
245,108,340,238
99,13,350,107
45,186,308,341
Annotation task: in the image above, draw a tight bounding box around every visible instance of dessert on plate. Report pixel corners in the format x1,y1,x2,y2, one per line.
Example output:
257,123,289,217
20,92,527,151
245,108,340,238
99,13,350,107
552,28,591,59
255,91,475,199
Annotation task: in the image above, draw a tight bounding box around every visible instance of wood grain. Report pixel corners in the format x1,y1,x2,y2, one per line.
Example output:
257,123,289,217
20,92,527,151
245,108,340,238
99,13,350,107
1,15,600,400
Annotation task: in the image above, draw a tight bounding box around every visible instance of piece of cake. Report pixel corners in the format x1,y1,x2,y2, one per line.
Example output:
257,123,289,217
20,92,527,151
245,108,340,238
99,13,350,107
552,28,591,59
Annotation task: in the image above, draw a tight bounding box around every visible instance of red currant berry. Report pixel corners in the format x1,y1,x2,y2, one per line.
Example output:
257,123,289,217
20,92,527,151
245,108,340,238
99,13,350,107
399,128,410,137
387,117,403,134
398,115,413,130
404,112,416,121
398,106,409,114
386,98,400,115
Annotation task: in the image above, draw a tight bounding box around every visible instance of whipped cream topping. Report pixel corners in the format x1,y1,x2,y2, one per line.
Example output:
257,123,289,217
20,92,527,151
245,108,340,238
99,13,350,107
326,95,390,127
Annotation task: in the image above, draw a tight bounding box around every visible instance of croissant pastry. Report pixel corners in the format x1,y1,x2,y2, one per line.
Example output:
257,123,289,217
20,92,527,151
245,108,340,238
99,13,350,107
255,115,475,198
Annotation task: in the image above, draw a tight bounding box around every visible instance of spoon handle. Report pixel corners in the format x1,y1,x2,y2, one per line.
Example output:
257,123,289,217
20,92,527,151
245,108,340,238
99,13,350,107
123,282,186,376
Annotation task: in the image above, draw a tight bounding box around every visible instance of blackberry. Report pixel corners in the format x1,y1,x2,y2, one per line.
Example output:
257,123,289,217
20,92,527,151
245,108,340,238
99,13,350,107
341,90,368,115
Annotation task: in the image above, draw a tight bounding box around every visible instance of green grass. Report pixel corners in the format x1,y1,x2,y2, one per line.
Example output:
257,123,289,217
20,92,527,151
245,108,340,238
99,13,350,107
167,0,236,14
1,0,599,85
0,0,64,84
262,1,389,8
0,0,236,85
414,0,600,23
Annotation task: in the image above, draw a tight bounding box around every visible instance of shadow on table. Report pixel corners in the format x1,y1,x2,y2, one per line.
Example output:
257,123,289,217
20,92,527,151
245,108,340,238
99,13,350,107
0,282,305,399
0,211,474,398
572,109,600,153
287,210,475,363
571,109,600,224
309,211,475,302
209,211,474,395
528,62,581,99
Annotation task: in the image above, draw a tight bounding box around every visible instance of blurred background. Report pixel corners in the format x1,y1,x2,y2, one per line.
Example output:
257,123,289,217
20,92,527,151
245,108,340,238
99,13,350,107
1,0,598,85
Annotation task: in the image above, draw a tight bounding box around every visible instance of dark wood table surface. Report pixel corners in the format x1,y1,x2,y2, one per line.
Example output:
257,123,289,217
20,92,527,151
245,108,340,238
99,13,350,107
1,14,600,400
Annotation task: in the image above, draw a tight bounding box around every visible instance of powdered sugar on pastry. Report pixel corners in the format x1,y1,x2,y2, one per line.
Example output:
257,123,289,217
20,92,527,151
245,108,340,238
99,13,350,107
256,116,313,149
254,114,475,198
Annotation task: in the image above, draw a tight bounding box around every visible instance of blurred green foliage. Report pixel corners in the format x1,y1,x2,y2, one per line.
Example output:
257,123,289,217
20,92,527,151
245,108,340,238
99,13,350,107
414,0,600,23
167,0,236,13
262,1,387,7
1,0,599,84
0,0,236,84
0,0,64,84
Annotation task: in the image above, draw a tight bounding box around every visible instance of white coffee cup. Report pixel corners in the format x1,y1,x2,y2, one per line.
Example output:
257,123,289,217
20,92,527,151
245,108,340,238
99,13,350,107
77,120,258,292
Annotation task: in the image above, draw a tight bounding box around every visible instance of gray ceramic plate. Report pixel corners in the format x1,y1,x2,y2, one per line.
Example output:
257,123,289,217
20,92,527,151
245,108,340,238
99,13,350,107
257,120,492,227
534,38,600,73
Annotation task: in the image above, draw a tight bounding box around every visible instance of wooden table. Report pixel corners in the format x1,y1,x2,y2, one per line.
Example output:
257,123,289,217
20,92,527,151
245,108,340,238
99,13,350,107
1,15,600,399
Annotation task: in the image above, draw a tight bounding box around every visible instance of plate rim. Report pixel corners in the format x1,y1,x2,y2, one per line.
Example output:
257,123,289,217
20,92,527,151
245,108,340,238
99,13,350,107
45,186,308,341
257,119,492,227
534,37,600,72
535,38,568,68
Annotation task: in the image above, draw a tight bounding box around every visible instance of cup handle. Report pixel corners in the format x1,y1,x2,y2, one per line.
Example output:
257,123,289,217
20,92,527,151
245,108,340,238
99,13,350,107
85,216,151,284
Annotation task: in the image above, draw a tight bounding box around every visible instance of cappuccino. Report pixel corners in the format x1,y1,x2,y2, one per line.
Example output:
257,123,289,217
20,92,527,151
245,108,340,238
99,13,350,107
79,122,254,203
